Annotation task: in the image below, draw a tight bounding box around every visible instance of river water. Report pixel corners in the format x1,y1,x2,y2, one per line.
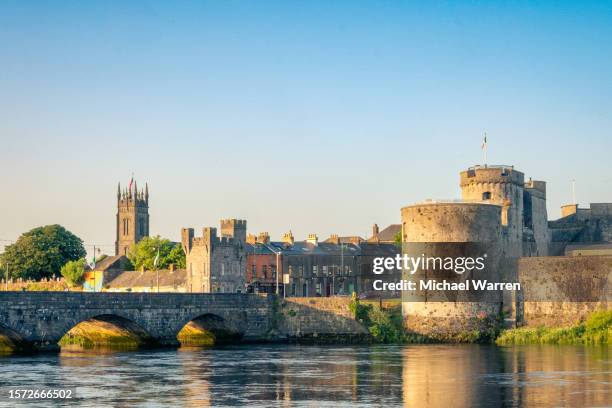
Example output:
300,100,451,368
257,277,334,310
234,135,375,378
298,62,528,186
0,344,610,407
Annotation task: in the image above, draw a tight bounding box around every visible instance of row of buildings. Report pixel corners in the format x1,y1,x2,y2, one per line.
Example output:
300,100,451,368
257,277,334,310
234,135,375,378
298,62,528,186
85,183,402,296
87,169,612,300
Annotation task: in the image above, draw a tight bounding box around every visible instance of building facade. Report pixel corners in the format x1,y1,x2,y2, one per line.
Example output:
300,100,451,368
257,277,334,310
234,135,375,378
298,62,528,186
246,233,401,298
181,220,247,293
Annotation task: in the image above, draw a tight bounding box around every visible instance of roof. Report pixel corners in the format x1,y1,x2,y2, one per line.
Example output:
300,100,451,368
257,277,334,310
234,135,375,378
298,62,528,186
323,236,364,244
88,255,129,272
247,240,400,257
359,242,401,256
106,269,187,289
368,224,401,243
565,243,612,256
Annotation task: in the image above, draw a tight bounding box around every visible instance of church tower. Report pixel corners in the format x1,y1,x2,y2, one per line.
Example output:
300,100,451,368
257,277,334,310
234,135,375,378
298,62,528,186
115,180,150,256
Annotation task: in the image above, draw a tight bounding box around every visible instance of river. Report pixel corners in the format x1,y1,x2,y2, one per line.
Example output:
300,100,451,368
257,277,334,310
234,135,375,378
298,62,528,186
0,344,610,407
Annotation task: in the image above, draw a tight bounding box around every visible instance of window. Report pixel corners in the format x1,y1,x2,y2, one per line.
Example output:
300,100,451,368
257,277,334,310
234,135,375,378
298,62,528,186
482,191,491,200
313,265,318,275
262,265,268,279
322,265,328,276
251,264,256,278
271,265,276,279
316,282,321,295
302,283,307,296
291,283,296,296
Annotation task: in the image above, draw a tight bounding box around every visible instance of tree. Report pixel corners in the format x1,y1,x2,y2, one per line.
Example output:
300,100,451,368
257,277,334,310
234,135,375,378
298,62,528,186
61,259,86,287
128,236,185,270
0,225,86,280
394,231,402,248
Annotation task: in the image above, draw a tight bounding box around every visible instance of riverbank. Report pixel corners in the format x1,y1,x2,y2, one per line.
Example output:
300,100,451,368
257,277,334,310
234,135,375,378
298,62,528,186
496,310,611,345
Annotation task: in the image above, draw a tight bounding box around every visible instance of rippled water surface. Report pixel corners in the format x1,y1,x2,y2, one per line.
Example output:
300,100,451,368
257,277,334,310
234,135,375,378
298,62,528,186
0,344,610,407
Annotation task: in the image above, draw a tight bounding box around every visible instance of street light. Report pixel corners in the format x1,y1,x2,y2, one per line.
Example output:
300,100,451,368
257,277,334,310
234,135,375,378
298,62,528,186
264,243,282,296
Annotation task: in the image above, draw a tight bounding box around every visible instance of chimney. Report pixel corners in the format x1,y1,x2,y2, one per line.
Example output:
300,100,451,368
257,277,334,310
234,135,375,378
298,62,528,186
258,232,270,244
307,234,318,245
372,223,380,237
282,230,295,245
329,234,340,244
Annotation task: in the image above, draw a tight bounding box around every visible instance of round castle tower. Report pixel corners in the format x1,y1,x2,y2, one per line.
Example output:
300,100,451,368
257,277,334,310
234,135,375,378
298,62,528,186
401,202,503,339
459,165,524,249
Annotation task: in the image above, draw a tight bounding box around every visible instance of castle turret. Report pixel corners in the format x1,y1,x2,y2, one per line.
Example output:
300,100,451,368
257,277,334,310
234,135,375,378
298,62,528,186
460,165,524,254
220,219,247,243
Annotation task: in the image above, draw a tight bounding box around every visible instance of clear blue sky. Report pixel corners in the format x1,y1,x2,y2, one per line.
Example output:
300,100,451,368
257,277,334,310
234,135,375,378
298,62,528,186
1,1,611,255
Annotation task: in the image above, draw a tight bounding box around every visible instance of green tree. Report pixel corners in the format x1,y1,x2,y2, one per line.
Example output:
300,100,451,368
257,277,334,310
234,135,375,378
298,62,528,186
0,225,86,280
393,231,402,248
61,259,86,287
128,236,185,270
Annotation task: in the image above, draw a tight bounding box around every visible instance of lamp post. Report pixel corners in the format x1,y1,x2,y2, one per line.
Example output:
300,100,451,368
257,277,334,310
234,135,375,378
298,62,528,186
264,243,282,296
154,247,160,293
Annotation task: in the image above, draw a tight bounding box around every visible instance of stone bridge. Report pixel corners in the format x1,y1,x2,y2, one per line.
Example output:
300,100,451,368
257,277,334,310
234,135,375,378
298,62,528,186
0,292,274,351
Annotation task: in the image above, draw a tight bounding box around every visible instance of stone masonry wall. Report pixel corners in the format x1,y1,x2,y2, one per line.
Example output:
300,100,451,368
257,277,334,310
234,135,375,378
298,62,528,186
518,256,611,327
277,297,369,342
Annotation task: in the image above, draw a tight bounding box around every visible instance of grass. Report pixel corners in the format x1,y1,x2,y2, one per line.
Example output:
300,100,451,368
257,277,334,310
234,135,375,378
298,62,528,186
0,334,16,355
177,321,216,347
58,320,144,350
496,310,611,345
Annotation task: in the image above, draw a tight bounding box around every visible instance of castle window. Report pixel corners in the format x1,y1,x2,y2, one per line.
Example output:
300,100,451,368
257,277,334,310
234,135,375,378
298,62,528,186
482,192,492,200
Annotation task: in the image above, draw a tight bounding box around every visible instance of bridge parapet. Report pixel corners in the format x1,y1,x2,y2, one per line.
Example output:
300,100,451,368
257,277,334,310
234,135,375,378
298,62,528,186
0,292,274,350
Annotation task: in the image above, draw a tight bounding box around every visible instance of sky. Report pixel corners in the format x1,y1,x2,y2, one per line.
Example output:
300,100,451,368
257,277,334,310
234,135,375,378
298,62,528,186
1,1,611,256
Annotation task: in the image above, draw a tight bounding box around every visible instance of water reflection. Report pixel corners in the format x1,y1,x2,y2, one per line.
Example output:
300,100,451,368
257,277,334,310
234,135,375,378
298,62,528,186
0,345,608,407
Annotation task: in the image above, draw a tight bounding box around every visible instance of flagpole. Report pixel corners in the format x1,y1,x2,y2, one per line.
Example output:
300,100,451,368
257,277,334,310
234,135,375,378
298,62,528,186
482,132,488,167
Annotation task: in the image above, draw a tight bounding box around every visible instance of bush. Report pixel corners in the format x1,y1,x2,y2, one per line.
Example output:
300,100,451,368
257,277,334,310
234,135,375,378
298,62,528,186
367,306,402,343
496,310,611,345
61,259,86,287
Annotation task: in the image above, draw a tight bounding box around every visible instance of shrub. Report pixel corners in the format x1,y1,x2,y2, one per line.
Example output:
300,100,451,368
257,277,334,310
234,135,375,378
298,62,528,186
60,259,86,287
496,310,611,345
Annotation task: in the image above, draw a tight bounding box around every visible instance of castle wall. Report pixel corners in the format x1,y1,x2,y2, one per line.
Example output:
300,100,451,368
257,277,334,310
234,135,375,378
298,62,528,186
518,256,611,326
523,183,550,256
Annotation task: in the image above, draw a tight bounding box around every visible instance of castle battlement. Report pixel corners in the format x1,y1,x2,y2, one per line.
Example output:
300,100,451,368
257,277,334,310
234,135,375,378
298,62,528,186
460,165,524,187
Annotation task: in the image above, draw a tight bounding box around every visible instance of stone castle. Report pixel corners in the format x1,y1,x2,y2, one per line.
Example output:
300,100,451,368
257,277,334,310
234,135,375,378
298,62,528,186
181,220,247,293
401,164,612,337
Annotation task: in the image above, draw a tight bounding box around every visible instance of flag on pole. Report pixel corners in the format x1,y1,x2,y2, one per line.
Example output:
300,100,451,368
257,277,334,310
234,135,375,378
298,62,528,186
153,248,160,269
481,132,488,165
128,174,134,194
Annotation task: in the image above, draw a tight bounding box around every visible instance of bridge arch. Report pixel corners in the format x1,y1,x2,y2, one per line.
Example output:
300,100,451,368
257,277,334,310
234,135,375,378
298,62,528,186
59,314,156,350
177,313,243,346
0,323,27,353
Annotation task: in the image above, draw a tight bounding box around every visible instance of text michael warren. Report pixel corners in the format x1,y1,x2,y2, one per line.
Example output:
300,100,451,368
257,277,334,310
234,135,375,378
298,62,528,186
373,279,521,291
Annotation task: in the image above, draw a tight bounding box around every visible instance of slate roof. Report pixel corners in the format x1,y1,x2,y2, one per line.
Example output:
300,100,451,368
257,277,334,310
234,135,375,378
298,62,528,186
368,224,401,243
106,269,187,289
